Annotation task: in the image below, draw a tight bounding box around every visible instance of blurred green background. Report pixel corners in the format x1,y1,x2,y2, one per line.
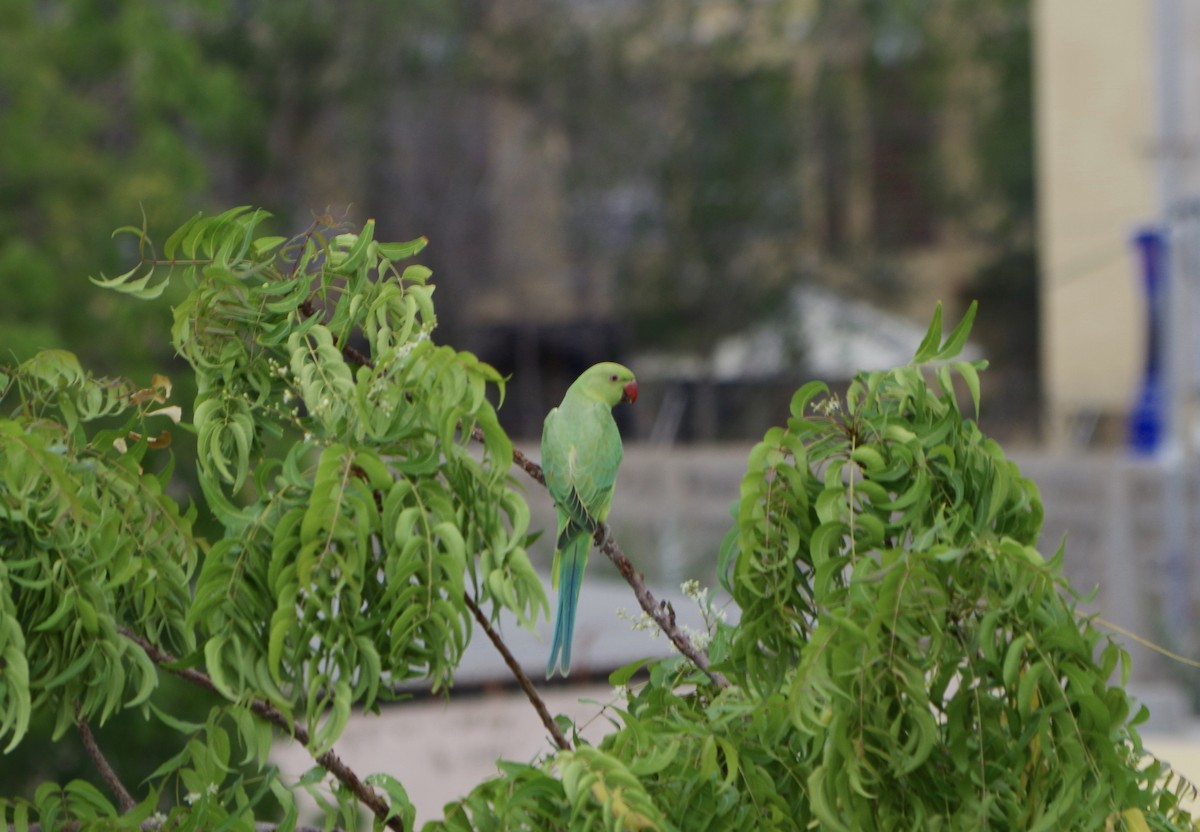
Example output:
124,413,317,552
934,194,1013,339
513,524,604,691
0,0,1036,438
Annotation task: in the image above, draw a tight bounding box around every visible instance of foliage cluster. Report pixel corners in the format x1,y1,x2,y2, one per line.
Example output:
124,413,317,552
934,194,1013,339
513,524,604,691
718,307,1183,829
1,209,547,828
0,210,1190,830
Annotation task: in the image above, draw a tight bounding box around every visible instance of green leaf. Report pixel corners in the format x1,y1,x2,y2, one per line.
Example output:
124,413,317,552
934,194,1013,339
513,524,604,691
1017,661,1047,719
377,236,429,261
252,235,288,256
954,360,982,418
849,444,886,473
628,739,680,777
329,219,376,275
1003,634,1028,688
88,263,169,300
788,380,830,422
608,657,655,687
41,646,96,690
911,302,944,364
402,264,433,282
364,772,418,828
149,702,206,735
164,212,204,259
32,591,75,633
935,300,978,361
63,780,115,817
204,636,239,701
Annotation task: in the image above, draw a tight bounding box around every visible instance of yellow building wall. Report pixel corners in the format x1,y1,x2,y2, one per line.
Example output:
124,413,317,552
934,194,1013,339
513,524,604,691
1035,0,1158,445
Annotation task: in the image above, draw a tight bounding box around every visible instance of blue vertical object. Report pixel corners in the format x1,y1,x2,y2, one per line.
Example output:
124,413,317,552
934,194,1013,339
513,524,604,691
1128,227,1167,454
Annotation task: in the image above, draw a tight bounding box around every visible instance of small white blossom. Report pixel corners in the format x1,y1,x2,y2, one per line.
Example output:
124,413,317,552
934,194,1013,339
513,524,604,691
683,625,712,652
629,610,658,636
681,579,707,604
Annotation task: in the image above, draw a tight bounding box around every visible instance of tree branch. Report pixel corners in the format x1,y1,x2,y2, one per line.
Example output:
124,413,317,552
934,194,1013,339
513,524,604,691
595,524,730,689
74,702,136,813
117,628,404,832
462,591,572,751
509,442,547,487
471,426,731,689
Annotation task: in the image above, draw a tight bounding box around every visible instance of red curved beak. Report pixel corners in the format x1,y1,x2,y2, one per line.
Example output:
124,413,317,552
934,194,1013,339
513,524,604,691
621,379,639,405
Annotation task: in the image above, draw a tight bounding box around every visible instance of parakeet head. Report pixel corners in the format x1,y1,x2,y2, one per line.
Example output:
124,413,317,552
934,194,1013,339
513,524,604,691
573,362,638,407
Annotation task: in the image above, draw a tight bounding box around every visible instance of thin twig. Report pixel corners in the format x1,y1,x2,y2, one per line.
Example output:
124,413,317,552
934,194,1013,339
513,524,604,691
74,702,136,813
118,628,404,832
512,446,547,486
462,591,572,751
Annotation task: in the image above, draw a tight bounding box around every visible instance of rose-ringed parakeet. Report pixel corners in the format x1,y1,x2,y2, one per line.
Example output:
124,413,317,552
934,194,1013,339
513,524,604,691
542,362,638,678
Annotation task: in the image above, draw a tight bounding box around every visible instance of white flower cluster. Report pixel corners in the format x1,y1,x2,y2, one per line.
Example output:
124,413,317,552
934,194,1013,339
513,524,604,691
267,356,291,379
678,624,712,652
680,579,707,603
615,607,660,638
183,783,220,805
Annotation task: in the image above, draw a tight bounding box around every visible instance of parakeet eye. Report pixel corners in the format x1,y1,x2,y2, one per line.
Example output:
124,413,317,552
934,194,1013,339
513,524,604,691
609,374,618,382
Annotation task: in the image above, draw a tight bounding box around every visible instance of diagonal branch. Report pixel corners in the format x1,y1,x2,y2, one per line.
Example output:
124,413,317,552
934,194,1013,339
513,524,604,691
463,590,572,751
75,702,136,813
594,523,730,689
472,427,730,689
117,628,404,832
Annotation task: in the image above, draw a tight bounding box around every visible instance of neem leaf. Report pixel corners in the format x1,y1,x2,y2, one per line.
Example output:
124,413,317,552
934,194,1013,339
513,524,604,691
936,300,978,361
912,302,944,364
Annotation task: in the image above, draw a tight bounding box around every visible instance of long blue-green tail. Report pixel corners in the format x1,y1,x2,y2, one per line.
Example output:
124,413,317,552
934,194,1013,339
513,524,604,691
547,534,589,677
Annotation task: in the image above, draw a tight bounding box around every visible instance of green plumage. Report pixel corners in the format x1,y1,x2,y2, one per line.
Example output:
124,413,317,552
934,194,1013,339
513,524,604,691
542,362,637,677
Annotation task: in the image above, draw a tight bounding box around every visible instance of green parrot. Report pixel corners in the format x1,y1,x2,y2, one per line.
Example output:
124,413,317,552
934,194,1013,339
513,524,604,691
542,362,638,678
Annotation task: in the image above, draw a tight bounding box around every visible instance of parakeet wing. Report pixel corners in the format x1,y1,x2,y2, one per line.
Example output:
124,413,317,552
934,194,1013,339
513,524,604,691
542,403,623,530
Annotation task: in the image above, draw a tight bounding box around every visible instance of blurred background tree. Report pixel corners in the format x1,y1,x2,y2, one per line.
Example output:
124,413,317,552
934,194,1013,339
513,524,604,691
0,0,1036,438
0,0,255,373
